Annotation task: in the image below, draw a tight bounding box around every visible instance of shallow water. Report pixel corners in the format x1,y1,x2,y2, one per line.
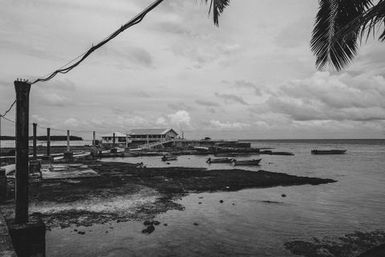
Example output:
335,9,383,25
47,139,385,257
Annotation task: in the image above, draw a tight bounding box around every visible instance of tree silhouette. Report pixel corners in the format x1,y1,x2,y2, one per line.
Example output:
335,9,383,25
204,0,385,71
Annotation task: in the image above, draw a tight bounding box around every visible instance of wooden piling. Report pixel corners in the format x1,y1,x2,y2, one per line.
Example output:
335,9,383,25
112,132,116,147
32,123,37,159
14,80,31,224
66,130,70,152
46,128,50,158
92,131,96,146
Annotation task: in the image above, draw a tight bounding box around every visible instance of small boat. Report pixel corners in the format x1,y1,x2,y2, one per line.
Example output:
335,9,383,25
311,149,347,155
214,152,252,157
232,159,261,166
260,150,294,156
161,155,177,161
206,157,234,164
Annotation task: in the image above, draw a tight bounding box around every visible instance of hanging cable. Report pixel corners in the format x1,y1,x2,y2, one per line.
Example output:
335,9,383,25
31,0,164,85
1,99,16,118
1,116,15,124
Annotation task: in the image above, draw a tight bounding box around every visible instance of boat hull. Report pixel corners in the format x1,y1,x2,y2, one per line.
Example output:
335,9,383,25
233,159,261,166
311,150,347,155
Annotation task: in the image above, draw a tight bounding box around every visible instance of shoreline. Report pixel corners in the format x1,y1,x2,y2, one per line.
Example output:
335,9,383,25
2,160,335,228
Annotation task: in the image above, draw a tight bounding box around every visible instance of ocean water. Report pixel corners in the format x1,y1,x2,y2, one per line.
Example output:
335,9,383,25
46,139,385,257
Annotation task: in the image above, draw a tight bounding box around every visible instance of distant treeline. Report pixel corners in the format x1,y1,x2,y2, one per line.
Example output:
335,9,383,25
0,135,83,141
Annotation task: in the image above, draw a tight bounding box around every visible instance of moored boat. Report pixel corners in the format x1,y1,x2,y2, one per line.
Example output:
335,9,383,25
311,149,347,155
232,159,262,166
206,157,234,164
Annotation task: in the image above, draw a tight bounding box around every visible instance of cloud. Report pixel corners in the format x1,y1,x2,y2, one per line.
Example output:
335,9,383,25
195,99,220,107
168,102,194,111
152,21,190,35
168,110,191,127
274,16,312,48
100,45,153,68
209,120,250,130
233,80,262,95
43,79,76,91
265,72,385,122
132,91,151,98
37,92,72,107
116,115,149,128
156,117,167,126
64,118,80,127
215,92,248,105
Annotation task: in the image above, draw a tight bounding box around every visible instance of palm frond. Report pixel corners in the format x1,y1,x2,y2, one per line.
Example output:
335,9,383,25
204,0,230,26
311,0,373,70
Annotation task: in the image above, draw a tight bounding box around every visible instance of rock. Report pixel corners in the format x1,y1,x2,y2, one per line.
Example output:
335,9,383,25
281,194,287,198
198,202,202,204
193,222,199,226
142,225,155,234
143,220,152,226
153,221,160,226
78,231,85,235
219,200,224,203
163,223,168,226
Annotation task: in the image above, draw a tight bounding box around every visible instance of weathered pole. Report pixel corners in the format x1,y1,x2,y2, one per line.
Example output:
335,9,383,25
33,123,37,159
46,128,50,158
112,132,116,147
125,133,129,148
0,115,2,158
92,131,96,146
66,130,70,152
14,80,31,224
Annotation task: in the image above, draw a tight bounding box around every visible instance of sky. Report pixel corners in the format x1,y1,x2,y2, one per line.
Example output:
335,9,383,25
0,0,385,140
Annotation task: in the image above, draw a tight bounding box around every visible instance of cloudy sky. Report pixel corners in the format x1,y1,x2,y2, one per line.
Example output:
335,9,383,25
1,0,385,140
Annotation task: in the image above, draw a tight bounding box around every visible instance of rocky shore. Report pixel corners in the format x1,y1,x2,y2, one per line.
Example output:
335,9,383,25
285,230,385,257
1,161,335,229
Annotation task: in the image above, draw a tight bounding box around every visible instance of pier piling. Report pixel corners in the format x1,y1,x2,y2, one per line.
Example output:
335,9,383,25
32,123,37,159
14,80,30,224
46,128,50,158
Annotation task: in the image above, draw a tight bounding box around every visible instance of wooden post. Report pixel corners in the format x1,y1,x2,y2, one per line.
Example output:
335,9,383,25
112,133,116,147
46,128,50,158
66,130,70,152
32,123,37,159
92,131,96,146
0,115,2,159
125,134,129,148
14,80,31,224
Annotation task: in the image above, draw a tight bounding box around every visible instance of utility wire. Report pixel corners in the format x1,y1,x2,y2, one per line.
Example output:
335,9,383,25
1,116,15,124
0,100,16,118
31,0,164,85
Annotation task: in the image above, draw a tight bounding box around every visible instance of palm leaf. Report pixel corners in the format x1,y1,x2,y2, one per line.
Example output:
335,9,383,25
204,0,230,26
311,0,373,70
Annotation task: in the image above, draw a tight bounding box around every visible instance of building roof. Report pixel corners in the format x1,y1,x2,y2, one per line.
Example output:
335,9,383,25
129,128,177,136
101,132,127,138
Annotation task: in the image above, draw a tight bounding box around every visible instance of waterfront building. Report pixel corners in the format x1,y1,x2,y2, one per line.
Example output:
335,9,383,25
101,132,129,145
129,128,178,145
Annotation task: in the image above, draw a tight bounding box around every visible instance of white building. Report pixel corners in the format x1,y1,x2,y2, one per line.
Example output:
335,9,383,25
129,128,178,145
101,132,129,145
101,129,178,146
